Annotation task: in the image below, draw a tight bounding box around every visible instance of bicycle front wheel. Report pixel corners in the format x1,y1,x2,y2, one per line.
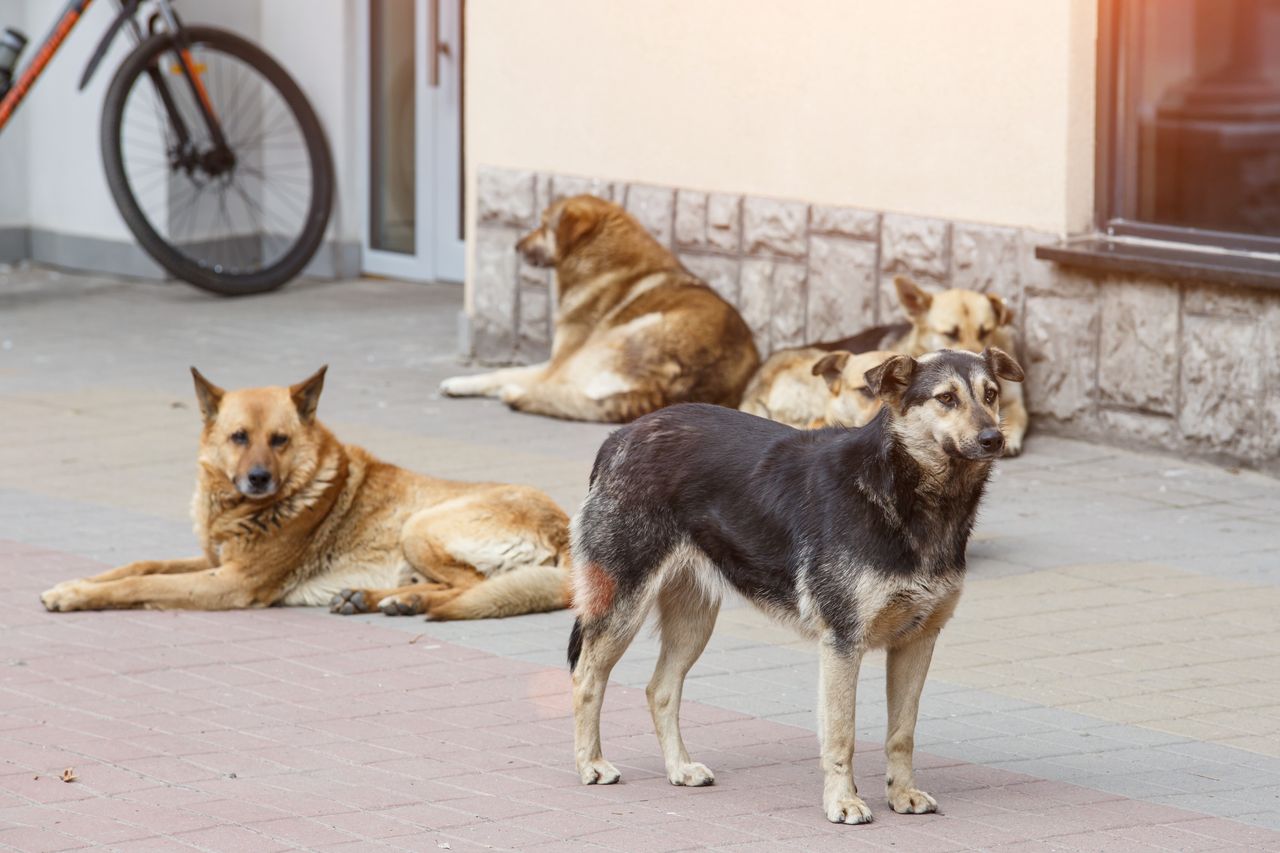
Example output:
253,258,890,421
101,26,334,296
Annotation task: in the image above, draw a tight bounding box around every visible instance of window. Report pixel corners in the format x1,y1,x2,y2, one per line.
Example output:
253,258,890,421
1099,0,1280,254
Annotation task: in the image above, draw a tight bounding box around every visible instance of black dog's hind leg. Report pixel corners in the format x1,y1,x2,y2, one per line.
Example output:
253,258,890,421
571,576,653,785
648,575,720,786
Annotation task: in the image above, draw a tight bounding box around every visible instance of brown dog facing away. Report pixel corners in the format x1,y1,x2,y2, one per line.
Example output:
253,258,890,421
40,368,572,620
739,348,895,429
440,194,760,423
816,277,1028,455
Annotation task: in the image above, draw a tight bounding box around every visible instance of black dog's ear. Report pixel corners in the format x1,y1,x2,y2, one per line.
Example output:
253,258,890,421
812,351,851,394
983,347,1024,383
191,367,224,423
864,354,916,400
290,365,328,423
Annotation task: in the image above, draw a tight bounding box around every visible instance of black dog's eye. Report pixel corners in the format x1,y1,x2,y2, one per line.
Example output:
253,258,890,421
985,387,998,405
936,392,957,407
269,434,289,449
230,429,249,446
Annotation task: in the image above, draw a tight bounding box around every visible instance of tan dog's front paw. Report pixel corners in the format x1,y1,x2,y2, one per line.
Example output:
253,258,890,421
888,786,938,814
1003,433,1024,457
378,593,424,616
439,375,475,397
578,758,621,785
498,384,528,408
825,795,873,824
41,580,88,612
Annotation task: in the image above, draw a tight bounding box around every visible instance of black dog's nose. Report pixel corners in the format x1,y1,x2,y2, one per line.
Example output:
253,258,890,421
977,428,1004,454
247,467,272,490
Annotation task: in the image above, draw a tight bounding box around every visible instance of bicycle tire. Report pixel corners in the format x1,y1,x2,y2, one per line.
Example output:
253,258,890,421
101,26,334,296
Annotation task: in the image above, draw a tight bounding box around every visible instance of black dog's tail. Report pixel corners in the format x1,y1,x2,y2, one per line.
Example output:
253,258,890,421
567,616,584,672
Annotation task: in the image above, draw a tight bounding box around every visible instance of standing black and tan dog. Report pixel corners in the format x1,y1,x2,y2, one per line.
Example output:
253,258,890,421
41,367,572,620
441,194,760,422
568,348,1024,824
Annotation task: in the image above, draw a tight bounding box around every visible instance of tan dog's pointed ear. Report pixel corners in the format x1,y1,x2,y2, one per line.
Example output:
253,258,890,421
983,347,1024,383
191,367,224,423
290,365,328,423
894,277,933,318
554,196,602,254
988,293,1014,326
864,354,916,400
812,351,851,395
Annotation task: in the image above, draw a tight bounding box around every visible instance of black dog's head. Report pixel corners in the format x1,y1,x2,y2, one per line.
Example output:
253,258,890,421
865,348,1024,463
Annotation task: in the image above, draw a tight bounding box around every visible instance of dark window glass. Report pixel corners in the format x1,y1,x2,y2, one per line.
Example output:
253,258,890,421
1105,0,1280,248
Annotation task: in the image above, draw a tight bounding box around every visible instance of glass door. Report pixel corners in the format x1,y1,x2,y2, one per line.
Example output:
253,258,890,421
362,0,465,283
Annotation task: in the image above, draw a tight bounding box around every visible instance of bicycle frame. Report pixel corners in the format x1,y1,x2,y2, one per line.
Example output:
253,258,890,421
0,0,226,155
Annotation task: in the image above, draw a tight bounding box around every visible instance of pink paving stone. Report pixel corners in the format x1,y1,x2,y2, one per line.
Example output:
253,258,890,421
173,823,295,851
250,815,364,847
574,826,704,852
0,827,87,852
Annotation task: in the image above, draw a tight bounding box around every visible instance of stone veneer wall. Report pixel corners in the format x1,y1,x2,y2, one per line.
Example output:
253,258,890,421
472,166,1280,475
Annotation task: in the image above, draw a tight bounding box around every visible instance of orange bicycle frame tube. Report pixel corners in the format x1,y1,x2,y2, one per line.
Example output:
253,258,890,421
0,0,94,132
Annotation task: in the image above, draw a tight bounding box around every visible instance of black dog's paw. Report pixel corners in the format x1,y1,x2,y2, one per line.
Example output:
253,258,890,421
329,588,368,615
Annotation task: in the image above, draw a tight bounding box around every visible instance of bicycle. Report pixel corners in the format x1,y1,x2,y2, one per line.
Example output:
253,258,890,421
0,1,334,296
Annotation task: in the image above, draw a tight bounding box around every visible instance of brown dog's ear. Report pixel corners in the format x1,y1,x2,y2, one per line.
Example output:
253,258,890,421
554,196,602,255
983,347,1024,383
894,277,933,318
988,293,1014,326
290,365,328,423
864,354,916,400
812,351,851,394
191,367,224,423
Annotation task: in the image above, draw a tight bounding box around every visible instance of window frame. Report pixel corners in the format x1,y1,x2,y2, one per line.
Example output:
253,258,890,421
1095,0,1280,256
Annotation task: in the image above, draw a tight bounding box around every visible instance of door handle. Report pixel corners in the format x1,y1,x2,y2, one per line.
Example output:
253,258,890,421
428,0,448,87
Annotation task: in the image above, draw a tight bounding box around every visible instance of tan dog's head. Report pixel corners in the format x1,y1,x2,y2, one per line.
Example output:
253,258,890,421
865,348,1024,462
516,195,618,269
895,277,1013,355
191,366,328,500
810,350,896,428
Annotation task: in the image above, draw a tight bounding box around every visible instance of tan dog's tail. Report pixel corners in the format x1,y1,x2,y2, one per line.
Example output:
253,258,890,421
428,561,572,621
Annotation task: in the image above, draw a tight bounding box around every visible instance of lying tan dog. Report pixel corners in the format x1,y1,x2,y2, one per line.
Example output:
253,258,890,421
441,194,760,422
41,368,571,620
813,277,1027,455
740,348,895,429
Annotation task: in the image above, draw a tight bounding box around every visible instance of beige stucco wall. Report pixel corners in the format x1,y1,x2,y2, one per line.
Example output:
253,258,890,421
465,0,1098,295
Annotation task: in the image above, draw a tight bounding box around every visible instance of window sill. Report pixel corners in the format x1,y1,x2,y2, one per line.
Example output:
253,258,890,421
1035,236,1280,293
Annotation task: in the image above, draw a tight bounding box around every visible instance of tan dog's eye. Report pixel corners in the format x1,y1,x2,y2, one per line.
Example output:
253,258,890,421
230,430,249,446
984,387,998,405
979,327,992,338
945,327,960,340
936,392,957,407
270,434,289,449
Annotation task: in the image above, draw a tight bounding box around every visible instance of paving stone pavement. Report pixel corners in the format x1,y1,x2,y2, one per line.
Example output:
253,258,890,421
1,266,1278,851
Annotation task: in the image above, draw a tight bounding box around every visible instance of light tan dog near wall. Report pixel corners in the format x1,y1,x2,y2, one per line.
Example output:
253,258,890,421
41,368,572,619
746,277,1028,454
739,349,896,429
441,195,760,423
